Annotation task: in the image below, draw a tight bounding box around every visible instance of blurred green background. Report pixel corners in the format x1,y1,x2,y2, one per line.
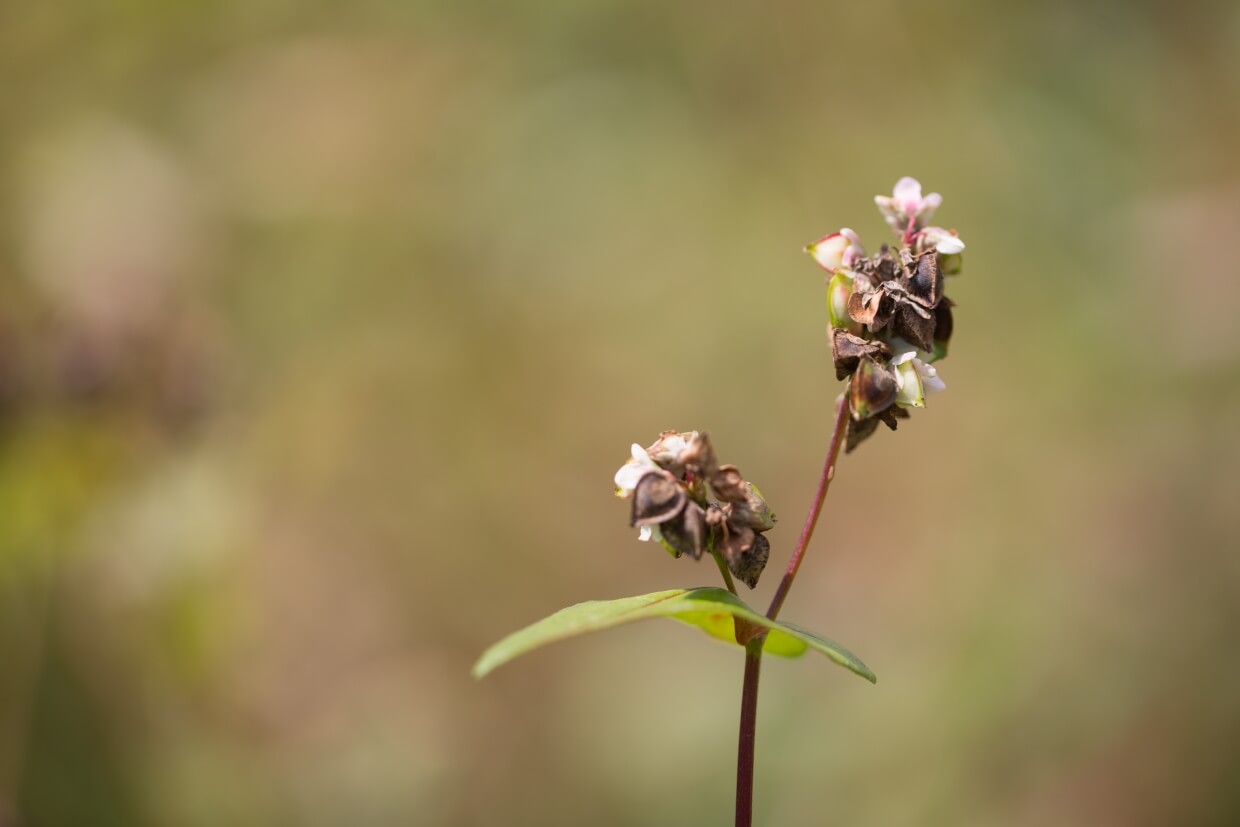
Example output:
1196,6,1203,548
1,1,1239,825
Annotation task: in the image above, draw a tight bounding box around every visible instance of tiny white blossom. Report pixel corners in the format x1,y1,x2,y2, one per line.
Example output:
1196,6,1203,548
805,228,864,272
919,226,965,255
614,443,658,497
875,177,942,232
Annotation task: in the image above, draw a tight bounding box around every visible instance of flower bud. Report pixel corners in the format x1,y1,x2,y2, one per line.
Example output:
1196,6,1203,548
805,228,863,272
826,271,861,333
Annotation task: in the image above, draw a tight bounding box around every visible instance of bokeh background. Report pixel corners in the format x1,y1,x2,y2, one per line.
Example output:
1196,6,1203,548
1,1,1239,825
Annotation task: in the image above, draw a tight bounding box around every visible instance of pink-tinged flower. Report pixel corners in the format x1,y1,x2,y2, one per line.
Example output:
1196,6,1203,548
891,349,946,408
875,177,942,232
805,228,864,272
918,226,965,255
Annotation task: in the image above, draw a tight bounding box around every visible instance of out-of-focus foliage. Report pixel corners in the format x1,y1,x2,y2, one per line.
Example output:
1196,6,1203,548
0,1,1238,825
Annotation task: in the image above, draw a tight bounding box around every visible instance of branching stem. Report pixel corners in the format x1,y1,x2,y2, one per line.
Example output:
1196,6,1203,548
765,391,851,622
735,388,852,826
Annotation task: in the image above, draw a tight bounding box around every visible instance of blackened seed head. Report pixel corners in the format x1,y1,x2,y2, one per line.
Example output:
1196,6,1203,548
893,301,937,352
660,502,709,560
905,252,943,305
934,299,954,346
631,471,687,527
849,356,898,421
845,415,881,453
710,464,748,503
832,330,891,381
728,532,770,589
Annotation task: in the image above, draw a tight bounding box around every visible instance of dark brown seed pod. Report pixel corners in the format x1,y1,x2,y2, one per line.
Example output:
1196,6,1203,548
831,330,891,381
848,356,898,421
631,471,687,527
728,532,769,589
659,501,709,559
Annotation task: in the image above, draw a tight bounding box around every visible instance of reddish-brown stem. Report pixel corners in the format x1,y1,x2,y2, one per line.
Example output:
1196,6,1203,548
734,637,763,827
902,215,917,247
735,388,851,826
765,391,851,622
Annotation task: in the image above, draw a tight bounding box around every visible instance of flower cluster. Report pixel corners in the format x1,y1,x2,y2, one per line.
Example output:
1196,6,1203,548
614,431,776,588
806,177,965,451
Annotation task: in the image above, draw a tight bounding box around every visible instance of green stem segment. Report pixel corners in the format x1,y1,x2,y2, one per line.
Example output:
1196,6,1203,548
713,550,739,596
735,389,852,827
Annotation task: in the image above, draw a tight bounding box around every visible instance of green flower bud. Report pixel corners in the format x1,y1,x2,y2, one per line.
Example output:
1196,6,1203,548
827,271,860,333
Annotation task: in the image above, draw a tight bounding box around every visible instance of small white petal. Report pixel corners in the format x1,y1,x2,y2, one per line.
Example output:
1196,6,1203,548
917,360,946,394
614,463,646,494
920,227,965,255
935,236,965,254
922,192,943,210
615,444,658,494
638,525,653,542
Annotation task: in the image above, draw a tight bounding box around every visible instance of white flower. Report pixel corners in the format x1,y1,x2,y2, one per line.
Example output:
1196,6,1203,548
892,349,946,408
805,228,864,272
614,443,658,497
919,226,965,255
875,177,942,232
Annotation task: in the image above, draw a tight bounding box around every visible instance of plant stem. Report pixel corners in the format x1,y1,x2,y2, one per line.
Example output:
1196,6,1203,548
734,389,853,827
765,392,850,622
712,550,739,595
734,389,851,826
735,637,764,827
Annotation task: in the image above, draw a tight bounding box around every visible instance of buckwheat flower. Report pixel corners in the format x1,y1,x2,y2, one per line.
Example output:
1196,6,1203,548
875,177,942,232
892,349,946,408
805,228,864,272
918,226,965,255
614,443,659,497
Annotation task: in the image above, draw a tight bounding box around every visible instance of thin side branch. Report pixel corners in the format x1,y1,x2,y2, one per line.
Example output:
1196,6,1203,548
765,390,851,621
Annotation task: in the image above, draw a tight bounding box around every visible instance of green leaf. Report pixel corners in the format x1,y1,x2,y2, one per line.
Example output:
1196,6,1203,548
472,587,875,683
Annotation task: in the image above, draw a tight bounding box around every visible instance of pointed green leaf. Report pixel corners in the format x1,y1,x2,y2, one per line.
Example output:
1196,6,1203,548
472,587,875,683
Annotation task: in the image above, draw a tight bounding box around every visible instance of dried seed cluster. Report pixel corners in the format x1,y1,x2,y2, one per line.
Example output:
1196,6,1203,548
806,177,965,451
614,431,775,588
